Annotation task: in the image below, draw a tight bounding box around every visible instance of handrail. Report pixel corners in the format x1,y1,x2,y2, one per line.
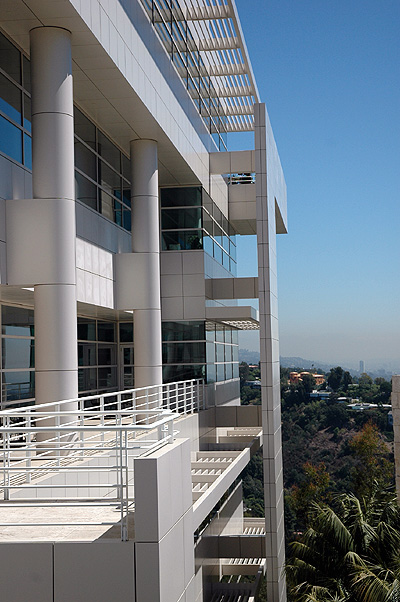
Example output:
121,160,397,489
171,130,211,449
0,378,205,540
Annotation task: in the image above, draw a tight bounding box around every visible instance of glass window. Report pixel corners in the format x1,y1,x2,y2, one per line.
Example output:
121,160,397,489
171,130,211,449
100,189,113,221
3,371,34,402
75,141,97,180
162,364,205,383
98,366,117,389
0,73,22,124
225,363,233,380
0,32,21,83
98,130,120,171
0,115,22,163
206,363,216,384
2,338,34,370
123,208,131,231
213,242,222,264
99,159,121,196
206,341,215,363
161,187,202,207
162,342,205,364
22,56,30,93
77,318,96,341
97,321,115,342
24,134,32,170
75,172,97,210
162,321,205,341
122,154,130,180
216,363,225,381
216,344,224,362
122,184,131,207
78,343,96,366
2,306,34,336
74,107,96,149
98,344,116,366
162,207,201,230
162,230,203,251
119,322,134,343
23,95,31,132
78,367,97,393
233,363,239,379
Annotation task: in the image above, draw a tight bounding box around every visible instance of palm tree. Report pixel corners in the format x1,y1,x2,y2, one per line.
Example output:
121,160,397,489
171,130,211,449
285,485,400,602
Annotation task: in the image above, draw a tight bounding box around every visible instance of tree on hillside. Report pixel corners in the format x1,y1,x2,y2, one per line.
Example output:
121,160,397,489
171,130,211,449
286,486,400,602
342,370,352,392
302,373,316,394
289,462,331,530
239,361,249,385
350,420,393,498
327,366,344,391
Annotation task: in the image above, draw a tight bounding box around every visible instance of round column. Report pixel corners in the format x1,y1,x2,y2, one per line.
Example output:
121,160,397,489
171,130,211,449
130,139,162,388
30,27,78,425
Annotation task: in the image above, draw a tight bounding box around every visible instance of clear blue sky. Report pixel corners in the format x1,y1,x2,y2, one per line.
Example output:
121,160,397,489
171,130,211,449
231,0,400,372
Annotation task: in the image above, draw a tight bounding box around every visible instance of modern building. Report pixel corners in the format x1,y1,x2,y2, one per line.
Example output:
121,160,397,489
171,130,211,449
0,1,287,601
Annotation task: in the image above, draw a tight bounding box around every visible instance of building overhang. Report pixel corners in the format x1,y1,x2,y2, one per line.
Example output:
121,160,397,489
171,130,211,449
206,305,259,330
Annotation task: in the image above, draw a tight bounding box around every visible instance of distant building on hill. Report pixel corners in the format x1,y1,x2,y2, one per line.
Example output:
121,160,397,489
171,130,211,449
360,360,365,373
289,371,325,386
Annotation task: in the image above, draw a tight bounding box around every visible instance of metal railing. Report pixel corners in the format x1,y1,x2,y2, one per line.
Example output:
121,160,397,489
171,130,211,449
0,379,204,540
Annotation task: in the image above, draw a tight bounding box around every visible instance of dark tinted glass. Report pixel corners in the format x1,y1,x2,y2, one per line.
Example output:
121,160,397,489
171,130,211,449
75,172,97,210
0,32,20,83
97,321,115,342
2,306,34,335
98,130,120,171
75,141,97,180
0,73,21,124
161,187,202,207
23,56,30,93
23,134,32,169
74,107,96,149
77,318,96,341
119,322,134,343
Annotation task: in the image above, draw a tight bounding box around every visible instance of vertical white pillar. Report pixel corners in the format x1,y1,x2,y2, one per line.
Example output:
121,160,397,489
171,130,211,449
130,139,162,388
30,27,78,418
255,103,286,602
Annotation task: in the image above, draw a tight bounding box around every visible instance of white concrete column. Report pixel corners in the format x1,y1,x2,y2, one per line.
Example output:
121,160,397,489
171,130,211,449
130,139,162,388
30,27,78,417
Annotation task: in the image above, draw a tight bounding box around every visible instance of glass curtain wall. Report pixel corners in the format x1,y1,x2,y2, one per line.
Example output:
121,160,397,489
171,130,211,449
1,306,35,408
162,320,239,384
0,306,135,409
0,31,32,169
161,187,237,275
74,108,132,232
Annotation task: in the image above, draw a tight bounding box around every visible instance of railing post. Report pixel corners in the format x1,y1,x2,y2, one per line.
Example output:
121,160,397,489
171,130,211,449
167,417,174,444
3,416,9,500
56,411,61,464
100,395,105,443
184,380,187,415
202,379,206,410
146,389,149,425
26,411,32,483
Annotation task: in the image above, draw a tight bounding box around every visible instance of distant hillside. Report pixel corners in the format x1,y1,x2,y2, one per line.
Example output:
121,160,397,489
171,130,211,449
239,350,355,375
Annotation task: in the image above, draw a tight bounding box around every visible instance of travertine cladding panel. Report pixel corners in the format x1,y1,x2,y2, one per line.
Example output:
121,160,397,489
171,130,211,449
76,238,114,308
160,250,206,321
